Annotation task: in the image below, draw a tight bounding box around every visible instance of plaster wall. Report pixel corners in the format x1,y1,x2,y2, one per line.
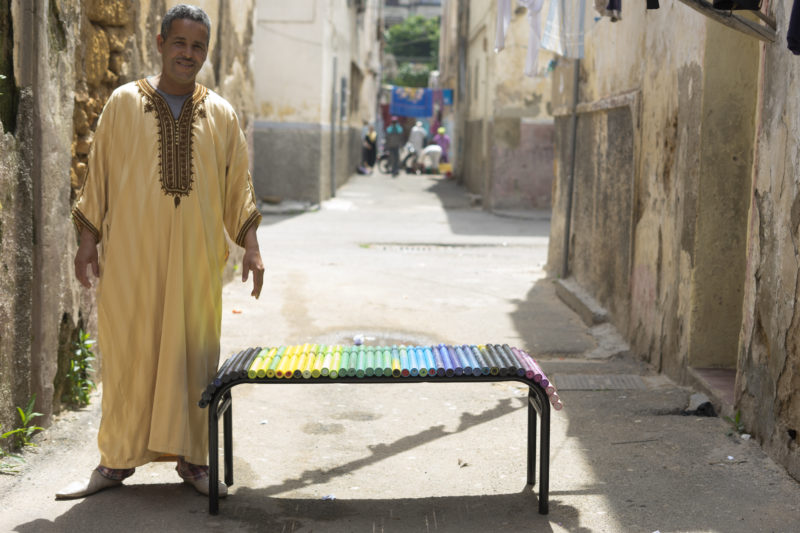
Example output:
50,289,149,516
548,4,707,373
547,1,798,478
458,0,554,210
253,1,377,203
738,0,800,481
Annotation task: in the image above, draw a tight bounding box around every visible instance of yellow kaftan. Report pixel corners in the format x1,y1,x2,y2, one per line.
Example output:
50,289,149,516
72,80,261,467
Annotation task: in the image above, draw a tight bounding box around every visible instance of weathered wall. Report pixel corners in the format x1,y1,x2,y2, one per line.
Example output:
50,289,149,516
547,1,798,479
462,119,487,197
0,0,256,444
738,0,800,481
568,106,634,324
253,0,379,203
456,0,554,210
548,5,706,373
490,119,553,209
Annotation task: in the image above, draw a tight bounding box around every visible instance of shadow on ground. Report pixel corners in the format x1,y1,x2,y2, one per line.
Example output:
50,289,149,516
425,178,550,239
13,488,587,533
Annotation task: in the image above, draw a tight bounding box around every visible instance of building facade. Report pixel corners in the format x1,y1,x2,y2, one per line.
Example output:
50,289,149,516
384,0,442,28
251,0,382,204
439,0,554,210
546,1,799,480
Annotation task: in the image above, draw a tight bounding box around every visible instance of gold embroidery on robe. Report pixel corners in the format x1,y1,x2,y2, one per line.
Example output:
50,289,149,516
136,80,209,206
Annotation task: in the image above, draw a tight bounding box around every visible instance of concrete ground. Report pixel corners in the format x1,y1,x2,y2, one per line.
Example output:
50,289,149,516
1,171,798,532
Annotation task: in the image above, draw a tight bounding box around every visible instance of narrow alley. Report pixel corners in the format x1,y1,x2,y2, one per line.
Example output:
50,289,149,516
1,171,798,532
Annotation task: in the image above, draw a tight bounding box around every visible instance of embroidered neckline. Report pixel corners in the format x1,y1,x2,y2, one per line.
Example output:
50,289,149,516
136,79,208,206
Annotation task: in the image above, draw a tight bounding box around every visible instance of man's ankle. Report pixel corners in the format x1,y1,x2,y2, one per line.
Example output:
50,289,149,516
96,465,135,481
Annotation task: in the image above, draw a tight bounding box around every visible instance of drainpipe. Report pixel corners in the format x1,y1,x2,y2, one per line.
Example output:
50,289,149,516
330,56,337,198
561,58,579,279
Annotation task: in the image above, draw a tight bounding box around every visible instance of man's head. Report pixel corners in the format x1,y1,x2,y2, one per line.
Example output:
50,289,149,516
156,4,211,94
161,4,211,45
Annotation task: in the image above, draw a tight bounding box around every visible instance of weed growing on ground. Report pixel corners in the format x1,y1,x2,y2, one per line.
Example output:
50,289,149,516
0,395,44,475
724,410,745,436
63,329,97,407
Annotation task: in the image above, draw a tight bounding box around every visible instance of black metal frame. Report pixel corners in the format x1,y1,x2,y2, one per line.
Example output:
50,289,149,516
203,376,550,515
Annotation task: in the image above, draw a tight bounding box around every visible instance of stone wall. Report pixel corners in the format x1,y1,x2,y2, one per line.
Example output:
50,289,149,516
546,2,798,479
737,0,800,481
0,0,255,446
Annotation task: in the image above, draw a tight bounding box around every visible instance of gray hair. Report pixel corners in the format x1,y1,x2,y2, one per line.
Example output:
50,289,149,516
161,4,211,45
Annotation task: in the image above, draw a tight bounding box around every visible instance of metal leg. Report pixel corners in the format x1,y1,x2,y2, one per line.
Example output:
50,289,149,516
208,392,220,515
223,390,234,486
538,392,550,515
527,388,537,486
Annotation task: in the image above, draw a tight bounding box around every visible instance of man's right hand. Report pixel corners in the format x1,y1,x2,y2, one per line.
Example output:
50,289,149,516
74,228,99,289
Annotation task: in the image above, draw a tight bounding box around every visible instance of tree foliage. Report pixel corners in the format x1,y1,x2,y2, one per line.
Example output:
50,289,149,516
392,63,433,88
384,15,440,87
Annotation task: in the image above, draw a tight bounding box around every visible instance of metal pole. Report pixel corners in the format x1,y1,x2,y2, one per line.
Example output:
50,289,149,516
561,58,580,279
330,57,338,198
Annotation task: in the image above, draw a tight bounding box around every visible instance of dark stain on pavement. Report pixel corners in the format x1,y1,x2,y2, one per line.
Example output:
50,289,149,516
302,422,345,435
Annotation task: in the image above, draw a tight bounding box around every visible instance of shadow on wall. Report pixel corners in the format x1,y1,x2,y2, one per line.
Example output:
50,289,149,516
425,178,551,238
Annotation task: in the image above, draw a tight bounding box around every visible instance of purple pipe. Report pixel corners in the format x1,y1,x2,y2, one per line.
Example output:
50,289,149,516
438,345,455,377
513,347,543,383
447,345,466,376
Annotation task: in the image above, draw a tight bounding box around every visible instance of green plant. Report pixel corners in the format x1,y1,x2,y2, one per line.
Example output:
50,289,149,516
724,410,745,435
63,329,97,407
1,395,44,450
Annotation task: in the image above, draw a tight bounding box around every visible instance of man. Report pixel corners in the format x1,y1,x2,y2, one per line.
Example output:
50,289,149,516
384,116,404,176
57,4,264,500
433,126,451,163
408,121,426,155
407,121,427,173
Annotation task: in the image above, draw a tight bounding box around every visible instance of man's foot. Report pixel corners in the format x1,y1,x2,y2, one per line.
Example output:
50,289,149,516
181,475,228,497
176,458,227,497
55,469,123,500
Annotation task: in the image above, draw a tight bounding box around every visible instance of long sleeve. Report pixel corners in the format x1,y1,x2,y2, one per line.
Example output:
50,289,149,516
72,92,118,243
223,110,261,248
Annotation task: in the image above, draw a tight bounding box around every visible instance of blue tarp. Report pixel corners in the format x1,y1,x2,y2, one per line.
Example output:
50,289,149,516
390,87,433,118
442,89,453,106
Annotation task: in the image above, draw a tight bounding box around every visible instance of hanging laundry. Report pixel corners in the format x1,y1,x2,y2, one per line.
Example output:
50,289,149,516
518,0,546,77
594,0,621,22
789,0,800,55
607,0,621,21
541,0,593,59
495,0,513,52
712,1,762,10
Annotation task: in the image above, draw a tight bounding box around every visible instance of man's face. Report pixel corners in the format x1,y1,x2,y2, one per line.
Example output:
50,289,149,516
156,18,208,93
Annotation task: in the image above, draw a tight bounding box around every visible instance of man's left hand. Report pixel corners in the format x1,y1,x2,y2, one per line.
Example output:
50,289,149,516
242,226,264,299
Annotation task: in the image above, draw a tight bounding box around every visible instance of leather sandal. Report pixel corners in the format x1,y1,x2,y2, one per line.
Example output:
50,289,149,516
181,475,228,497
55,469,123,500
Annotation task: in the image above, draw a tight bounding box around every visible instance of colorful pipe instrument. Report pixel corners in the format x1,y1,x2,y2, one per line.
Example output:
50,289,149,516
202,343,563,410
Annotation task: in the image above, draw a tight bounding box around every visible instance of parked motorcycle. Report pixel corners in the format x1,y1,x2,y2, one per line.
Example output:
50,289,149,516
378,142,418,174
